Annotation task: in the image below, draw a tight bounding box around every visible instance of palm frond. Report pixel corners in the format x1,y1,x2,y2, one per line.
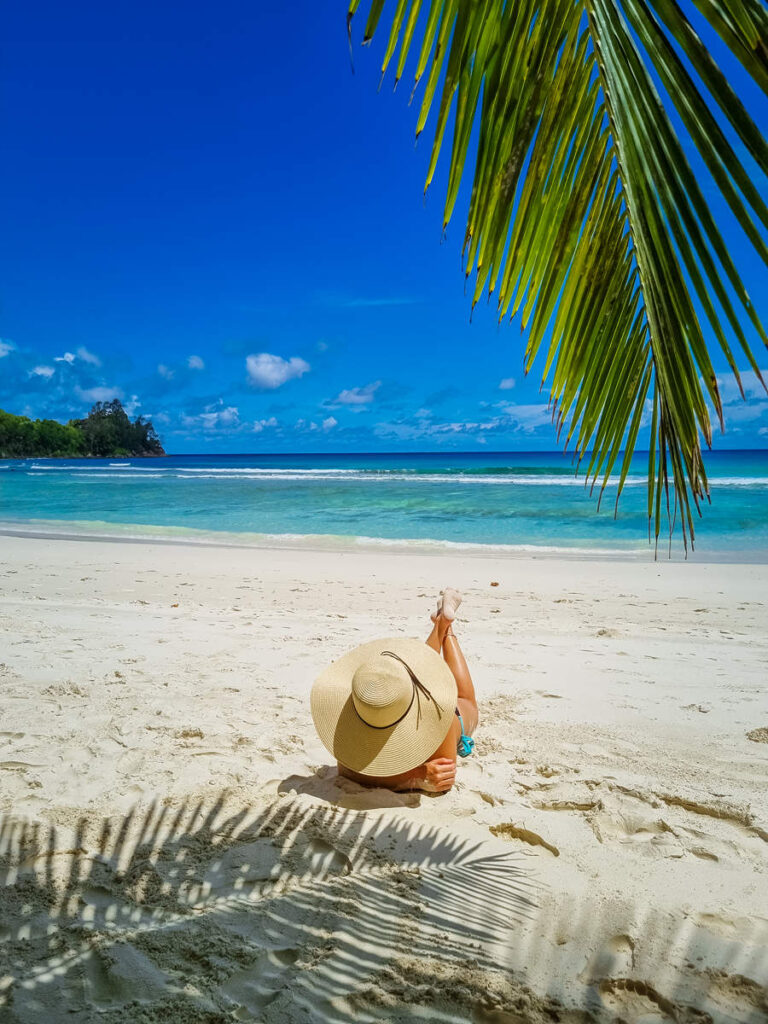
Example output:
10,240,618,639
348,0,768,553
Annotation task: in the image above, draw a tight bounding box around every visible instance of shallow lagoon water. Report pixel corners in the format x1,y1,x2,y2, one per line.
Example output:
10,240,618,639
1,450,766,559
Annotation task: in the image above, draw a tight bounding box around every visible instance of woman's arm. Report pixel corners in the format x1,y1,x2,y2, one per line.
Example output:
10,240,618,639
394,716,459,792
338,717,460,792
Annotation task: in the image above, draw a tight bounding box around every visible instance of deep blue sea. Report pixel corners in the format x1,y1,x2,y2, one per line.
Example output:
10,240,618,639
1,450,767,560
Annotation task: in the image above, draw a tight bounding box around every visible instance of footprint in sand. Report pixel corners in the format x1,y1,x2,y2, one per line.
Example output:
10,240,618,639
536,782,767,866
700,968,768,1021
588,795,686,858
694,912,768,944
578,933,636,983
84,943,170,1008
221,947,301,1015
598,978,681,1022
199,832,352,899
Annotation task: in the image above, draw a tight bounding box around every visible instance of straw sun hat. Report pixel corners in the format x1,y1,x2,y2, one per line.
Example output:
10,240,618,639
311,637,458,776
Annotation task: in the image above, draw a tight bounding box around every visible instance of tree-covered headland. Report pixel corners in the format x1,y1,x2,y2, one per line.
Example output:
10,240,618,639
0,400,165,458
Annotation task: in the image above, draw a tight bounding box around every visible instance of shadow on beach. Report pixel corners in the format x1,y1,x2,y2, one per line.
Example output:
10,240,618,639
278,764,427,809
1,791,767,1022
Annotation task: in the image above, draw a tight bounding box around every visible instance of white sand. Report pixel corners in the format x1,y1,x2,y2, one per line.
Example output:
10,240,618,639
1,533,767,1022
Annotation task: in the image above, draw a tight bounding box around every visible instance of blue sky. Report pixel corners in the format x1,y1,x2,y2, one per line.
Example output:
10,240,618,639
1,1,766,452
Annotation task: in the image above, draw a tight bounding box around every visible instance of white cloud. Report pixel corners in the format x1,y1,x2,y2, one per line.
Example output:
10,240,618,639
639,397,655,429
53,347,101,366
708,369,767,406
75,385,123,404
182,401,240,430
322,416,338,431
77,346,101,366
431,421,490,435
701,370,768,432
252,416,278,433
188,354,205,370
204,406,239,428
123,395,141,417
332,381,381,406
246,352,310,389
0,339,14,358
722,401,768,425
376,402,553,443
499,377,516,390
158,364,174,380
498,403,552,432
30,365,55,379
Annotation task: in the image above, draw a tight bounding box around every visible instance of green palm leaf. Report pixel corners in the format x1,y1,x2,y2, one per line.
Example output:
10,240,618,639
348,0,768,553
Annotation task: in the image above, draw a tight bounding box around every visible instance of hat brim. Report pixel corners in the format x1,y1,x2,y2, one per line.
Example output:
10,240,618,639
311,637,458,777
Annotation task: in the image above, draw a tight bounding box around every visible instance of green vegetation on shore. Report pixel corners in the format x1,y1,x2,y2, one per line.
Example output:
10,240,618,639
0,400,165,458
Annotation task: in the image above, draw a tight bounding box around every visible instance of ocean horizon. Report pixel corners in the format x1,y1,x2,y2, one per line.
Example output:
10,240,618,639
2,449,767,561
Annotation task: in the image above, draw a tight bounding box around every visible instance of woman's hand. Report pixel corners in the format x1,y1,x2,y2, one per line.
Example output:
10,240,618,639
422,757,456,792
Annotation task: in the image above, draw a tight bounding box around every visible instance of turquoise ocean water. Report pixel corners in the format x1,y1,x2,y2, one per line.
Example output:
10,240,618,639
1,450,767,560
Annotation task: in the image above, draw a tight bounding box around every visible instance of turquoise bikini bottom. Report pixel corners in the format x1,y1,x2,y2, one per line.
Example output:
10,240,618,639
455,708,475,758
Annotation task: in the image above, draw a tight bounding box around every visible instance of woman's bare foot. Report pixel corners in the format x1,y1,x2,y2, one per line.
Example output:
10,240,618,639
441,587,462,622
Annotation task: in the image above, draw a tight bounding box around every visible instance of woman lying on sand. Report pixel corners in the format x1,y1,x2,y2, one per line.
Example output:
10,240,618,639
311,588,478,793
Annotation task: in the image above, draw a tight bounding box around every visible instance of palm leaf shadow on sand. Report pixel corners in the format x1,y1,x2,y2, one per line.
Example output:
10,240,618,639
1,790,767,1022
0,793,540,1021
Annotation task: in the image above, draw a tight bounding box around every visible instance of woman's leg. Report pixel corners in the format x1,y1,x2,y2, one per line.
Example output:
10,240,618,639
425,614,451,653
442,625,478,734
